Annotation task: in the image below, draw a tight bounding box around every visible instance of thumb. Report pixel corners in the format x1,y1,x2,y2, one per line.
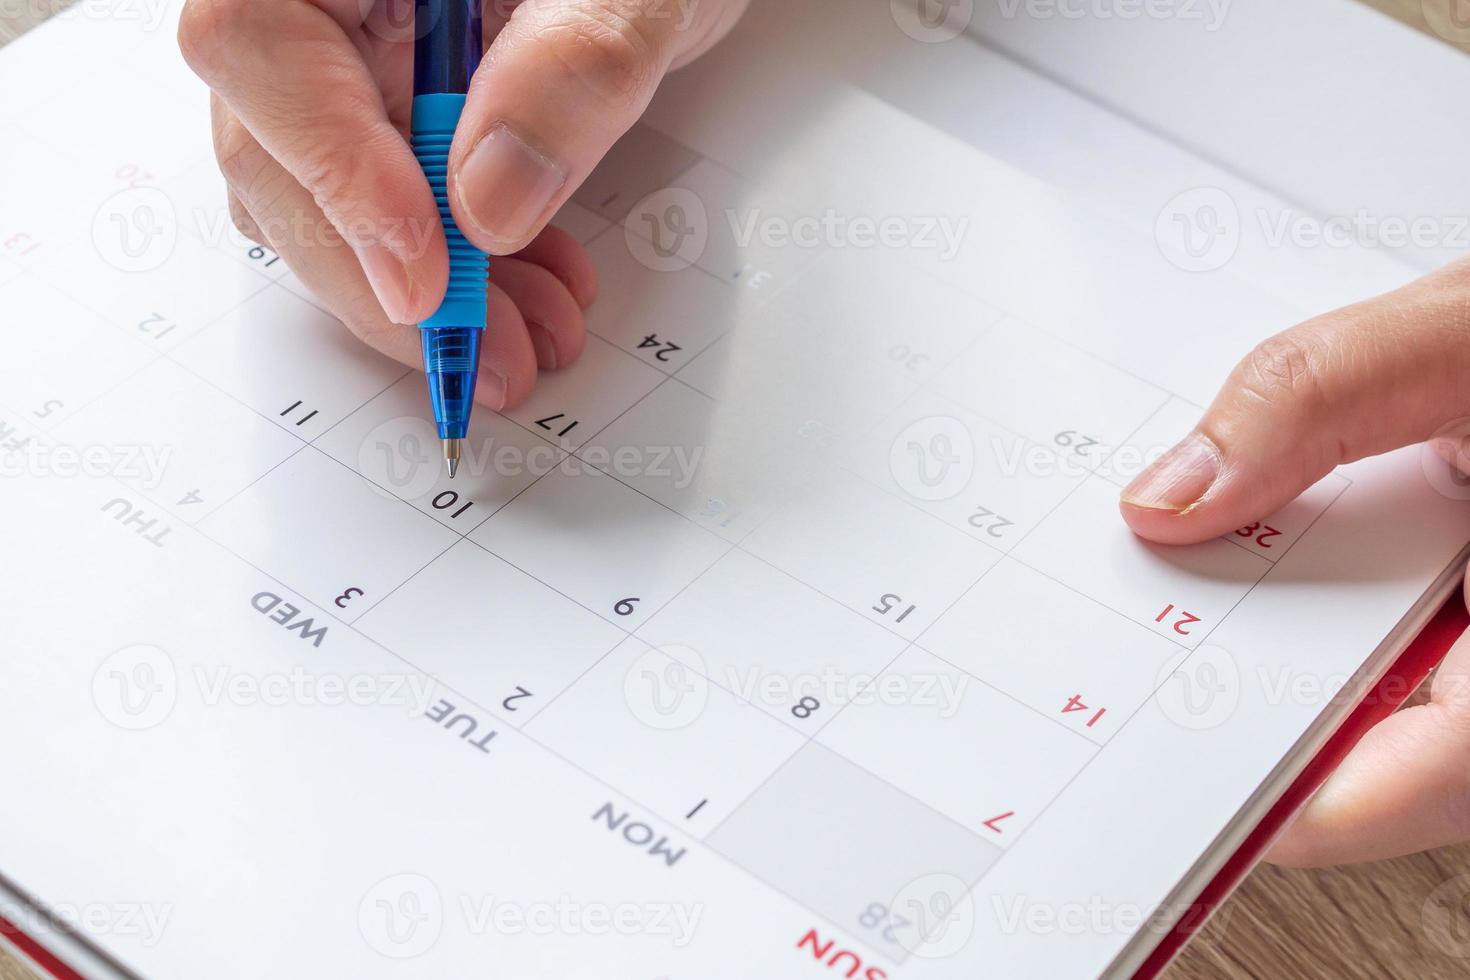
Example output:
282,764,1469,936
1120,259,1470,544
1268,589,1470,867
447,0,744,255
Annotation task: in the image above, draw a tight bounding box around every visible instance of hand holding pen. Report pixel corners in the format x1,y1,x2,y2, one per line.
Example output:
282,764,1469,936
177,0,748,434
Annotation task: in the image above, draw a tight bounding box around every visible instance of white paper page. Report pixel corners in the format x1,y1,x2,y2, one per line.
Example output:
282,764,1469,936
2,3,1469,979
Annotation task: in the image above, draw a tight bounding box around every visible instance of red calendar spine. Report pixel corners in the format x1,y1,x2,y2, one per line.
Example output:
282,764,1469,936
0,916,84,980
2,603,1463,980
1133,596,1470,979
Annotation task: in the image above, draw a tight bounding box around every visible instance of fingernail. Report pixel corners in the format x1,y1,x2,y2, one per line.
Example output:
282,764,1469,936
477,368,508,411
357,241,415,324
458,124,567,250
528,323,557,371
1122,432,1222,512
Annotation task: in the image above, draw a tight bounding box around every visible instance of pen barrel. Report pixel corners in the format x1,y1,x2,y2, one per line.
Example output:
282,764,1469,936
422,327,481,441
414,0,483,95
412,93,489,330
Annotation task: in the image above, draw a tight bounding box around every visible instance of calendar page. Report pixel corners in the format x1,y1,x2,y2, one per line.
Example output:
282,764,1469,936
2,2,1469,978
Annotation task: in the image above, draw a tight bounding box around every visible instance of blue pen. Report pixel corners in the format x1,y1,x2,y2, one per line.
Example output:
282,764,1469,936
412,0,488,478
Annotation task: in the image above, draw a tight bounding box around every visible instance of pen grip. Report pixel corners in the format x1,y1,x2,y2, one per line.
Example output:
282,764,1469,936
411,93,489,330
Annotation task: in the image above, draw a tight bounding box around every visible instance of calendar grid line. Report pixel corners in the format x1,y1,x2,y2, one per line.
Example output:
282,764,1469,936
1216,475,1352,567
960,482,1358,877
310,407,569,542
516,539,739,724
824,395,1202,760
8,396,1021,875
304,366,415,448
16,213,1305,814
498,363,673,462
8,22,1469,980
156,482,980,970
1158,484,1345,660
167,359,414,530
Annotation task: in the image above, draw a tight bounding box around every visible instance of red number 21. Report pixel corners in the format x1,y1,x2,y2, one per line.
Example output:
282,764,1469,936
1156,603,1202,636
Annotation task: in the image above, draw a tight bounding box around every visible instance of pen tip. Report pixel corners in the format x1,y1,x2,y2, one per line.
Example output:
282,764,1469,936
443,438,462,480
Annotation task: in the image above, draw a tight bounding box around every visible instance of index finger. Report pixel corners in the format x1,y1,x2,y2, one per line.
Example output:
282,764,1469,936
178,0,447,324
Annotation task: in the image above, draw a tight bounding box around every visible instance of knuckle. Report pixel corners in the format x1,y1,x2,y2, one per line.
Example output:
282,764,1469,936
536,3,668,106
177,0,244,79
213,114,297,230
295,143,366,228
1233,331,1333,415
349,316,400,351
227,196,262,245
213,110,265,191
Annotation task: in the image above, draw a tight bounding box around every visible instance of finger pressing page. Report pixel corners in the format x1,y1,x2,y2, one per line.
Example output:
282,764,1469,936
1120,259,1470,545
477,283,539,411
514,224,600,310
489,258,588,372
179,0,446,324
1267,606,1470,868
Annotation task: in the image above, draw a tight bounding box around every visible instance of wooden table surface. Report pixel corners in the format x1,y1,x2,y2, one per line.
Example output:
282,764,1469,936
3,2,1469,978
